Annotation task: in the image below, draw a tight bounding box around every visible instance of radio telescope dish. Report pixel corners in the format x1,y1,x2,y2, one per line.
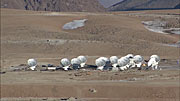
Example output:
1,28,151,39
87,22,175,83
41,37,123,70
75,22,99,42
71,58,81,70
96,58,106,70
99,57,109,63
71,58,81,65
98,57,111,70
148,55,161,70
110,56,118,64
125,54,134,59
150,55,160,62
110,56,119,71
118,57,129,66
133,55,144,63
133,55,144,68
27,58,37,71
77,56,87,67
61,58,71,71
118,57,130,71
28,59,37,66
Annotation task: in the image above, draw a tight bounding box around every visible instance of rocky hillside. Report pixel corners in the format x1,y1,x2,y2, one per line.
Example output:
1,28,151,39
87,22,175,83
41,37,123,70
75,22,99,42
98,0,123,8
109,0,180,11
1,0,105,12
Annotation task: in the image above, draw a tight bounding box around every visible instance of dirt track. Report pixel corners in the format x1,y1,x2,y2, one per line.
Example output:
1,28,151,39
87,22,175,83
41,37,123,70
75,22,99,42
1,69,180,101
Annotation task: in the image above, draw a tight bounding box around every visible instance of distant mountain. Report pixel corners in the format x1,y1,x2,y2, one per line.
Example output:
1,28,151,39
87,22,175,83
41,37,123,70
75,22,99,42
175,3,180,9
109,0,180,11
1,0,105,12
98,0,124,8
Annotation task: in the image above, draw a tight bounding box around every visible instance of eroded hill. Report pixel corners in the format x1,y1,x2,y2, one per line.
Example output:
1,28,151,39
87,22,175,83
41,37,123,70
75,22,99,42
1,0,105,12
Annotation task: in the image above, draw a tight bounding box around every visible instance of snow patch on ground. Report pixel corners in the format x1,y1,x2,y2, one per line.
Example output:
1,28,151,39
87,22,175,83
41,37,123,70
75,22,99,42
142,20,167,34
164,28,180,35
171,30,180,34
142,20,180,35
63,19,87,30
142,20,180,48
44,12,81,16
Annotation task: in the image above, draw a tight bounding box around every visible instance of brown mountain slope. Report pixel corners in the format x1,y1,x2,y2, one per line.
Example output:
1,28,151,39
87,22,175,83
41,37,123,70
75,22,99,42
98,0,123,8
1,0,105,12
109,0,180,11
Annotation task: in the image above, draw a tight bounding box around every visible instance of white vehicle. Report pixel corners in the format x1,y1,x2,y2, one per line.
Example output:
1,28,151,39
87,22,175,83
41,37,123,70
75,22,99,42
71,58,81,69
133,55,144,68
47,67,57,71
61,58,71,71
77,56,87,68
148,55,161,70
118,57,130,71
95,58,106,70
27,58,37,71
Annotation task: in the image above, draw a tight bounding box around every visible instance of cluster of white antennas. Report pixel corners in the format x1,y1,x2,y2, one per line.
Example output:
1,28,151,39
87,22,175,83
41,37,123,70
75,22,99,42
95,54,160,71
61,56,87,71
27,56,87,71
27,54,160,71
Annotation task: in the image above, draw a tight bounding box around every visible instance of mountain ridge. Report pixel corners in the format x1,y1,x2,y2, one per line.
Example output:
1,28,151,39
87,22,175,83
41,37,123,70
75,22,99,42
109,0,180,11
1,0,105,12
98,0,123,8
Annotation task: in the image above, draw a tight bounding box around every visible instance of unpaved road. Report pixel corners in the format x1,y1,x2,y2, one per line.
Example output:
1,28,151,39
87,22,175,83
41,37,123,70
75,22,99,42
0,69,180,101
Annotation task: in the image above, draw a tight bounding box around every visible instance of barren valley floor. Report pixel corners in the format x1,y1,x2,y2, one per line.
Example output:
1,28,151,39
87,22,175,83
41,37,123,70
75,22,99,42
1,8,180,101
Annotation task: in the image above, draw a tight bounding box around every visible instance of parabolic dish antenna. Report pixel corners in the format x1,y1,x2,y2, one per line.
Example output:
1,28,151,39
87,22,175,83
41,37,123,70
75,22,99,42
77,56,87,67
27,58,37,71
61,58,71,71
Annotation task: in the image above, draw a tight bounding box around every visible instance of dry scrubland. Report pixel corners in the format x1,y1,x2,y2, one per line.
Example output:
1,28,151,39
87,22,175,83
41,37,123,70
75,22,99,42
0,9,180,101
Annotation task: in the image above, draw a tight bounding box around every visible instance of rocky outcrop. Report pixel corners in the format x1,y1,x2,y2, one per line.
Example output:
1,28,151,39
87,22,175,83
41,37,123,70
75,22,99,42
1,0,105,12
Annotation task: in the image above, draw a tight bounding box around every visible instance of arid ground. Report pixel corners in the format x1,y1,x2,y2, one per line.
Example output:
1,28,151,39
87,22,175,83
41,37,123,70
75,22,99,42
0,8,180,101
